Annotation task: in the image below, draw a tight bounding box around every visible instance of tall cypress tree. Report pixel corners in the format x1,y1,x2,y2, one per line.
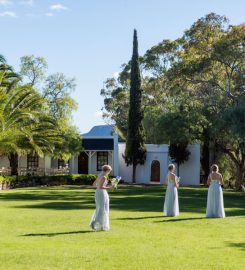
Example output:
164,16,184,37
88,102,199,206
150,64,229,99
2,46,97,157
125,29,146,183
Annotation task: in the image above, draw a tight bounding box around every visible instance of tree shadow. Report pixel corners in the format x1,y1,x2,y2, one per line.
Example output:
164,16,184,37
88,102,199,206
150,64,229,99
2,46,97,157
115,215,164,221
155,217,207,222
1,186,244,217
0,190,94,202
226,242,245,250
14,201,94,210
21,230,95,237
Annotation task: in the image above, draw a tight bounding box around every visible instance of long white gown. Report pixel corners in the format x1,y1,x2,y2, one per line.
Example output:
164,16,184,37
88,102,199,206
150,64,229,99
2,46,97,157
90,177,110,231
164,174,179,217
206,179,225,218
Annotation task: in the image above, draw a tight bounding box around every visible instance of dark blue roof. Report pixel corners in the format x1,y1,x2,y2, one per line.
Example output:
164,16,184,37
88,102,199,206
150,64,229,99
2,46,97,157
82,138,114,150
82,125,114,137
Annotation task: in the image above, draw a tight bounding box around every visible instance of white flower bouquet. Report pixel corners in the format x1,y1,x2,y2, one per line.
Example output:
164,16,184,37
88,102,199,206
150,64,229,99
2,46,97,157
110,176,121,189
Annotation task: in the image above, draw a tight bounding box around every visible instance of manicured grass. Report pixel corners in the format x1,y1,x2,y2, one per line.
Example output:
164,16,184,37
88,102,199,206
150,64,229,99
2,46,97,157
0,186,244,270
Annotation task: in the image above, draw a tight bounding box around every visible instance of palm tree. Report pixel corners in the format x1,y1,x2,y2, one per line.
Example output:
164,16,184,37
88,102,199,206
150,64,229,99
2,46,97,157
0,55,81,175
0,69,62,174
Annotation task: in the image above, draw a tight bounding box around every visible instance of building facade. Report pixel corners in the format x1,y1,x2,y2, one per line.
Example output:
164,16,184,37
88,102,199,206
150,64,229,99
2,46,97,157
0,125,200,185
73,125,200,185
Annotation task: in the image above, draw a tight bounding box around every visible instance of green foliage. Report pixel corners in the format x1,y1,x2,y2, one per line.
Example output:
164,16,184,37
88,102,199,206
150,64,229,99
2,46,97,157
101,78,129,139
0,55,81,173
43,73,77,120
169,143,191,175
20,55,48,86
0,174,97,189
124,30,146,182
100,13,245,188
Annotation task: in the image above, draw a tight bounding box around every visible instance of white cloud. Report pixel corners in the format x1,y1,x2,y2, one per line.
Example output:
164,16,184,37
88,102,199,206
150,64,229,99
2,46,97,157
45,12,54,17
0,0,12,5
0,11,16,17
20,0,34,6
50,3,67,11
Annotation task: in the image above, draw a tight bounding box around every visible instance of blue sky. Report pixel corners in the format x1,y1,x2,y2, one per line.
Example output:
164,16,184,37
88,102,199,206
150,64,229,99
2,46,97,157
1,0,245,133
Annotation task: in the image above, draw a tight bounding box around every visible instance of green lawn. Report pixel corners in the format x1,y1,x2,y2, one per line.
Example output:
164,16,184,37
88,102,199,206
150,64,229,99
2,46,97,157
0,186,244,270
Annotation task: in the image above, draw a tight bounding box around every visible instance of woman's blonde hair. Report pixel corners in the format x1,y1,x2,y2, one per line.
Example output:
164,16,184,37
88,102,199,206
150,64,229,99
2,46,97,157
102,165,112,173
168,164,175,171
211,164,219,172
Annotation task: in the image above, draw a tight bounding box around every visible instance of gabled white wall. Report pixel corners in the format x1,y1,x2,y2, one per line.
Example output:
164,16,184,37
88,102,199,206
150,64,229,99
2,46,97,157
118,143,200,186
119,143,169,184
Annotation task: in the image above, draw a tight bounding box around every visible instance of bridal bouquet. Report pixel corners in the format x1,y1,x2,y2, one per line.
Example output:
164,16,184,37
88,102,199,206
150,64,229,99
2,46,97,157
176,176,181,183
110,176,121,189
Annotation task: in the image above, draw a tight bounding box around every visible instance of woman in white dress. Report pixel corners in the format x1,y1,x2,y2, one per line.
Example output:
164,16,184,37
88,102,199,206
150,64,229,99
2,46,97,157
163,164,179,217
206,164,225,218
90,165,113,231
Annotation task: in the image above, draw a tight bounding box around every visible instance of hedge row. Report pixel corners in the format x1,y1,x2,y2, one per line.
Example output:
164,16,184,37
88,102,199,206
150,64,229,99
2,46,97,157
0,174,97,190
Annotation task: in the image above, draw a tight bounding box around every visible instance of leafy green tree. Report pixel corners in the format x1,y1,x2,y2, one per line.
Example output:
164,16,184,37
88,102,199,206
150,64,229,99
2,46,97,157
100,13,245,188
169,143,191,176
43,73,77,120
0,75,60,174
19,55,81,162
125,30,146,183
0,55,81,174
213,97,245,189
100,77,129,139
20,55,48,86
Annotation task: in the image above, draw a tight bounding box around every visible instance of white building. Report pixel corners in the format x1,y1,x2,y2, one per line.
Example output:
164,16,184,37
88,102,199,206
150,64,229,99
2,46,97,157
72,125,119,176
118,143,200,185
74,125,200,186
0,125,200,185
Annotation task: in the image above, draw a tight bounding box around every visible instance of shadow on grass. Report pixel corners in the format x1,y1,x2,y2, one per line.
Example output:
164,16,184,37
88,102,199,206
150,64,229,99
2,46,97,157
227,242,245,250
155,217,207,222
22,230,94,237
1,186,244,217
14,201,94,210
115,215,164,220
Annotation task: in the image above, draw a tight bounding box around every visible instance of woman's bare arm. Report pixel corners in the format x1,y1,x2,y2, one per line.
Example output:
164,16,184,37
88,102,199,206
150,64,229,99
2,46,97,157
100,177,113,190
92,178,98,187
207,175,211,186
174,176,179,188
219,174,224,186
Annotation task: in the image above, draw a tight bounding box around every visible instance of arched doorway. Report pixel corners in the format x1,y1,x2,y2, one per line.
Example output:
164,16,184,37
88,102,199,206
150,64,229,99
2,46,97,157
151,160,160,182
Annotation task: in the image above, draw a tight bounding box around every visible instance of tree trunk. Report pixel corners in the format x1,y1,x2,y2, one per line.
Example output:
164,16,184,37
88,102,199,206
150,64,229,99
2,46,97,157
8,153,19,175
177,163,180,176
201,139,210,184
209,140,216,166
132,164,136,183
235,164,244,191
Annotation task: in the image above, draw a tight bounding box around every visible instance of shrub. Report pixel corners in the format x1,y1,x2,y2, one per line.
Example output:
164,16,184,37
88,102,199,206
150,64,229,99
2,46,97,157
0,174,97,189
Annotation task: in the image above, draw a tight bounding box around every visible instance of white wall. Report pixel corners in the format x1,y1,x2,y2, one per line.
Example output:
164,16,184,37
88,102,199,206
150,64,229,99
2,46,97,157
173,144,200,186
119,143,200,186
119,143,169,184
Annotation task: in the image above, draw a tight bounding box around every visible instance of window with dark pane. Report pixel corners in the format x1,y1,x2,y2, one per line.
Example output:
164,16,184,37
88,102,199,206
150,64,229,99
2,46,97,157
97,152,108,171
27,154,39,169
58,159,70,168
